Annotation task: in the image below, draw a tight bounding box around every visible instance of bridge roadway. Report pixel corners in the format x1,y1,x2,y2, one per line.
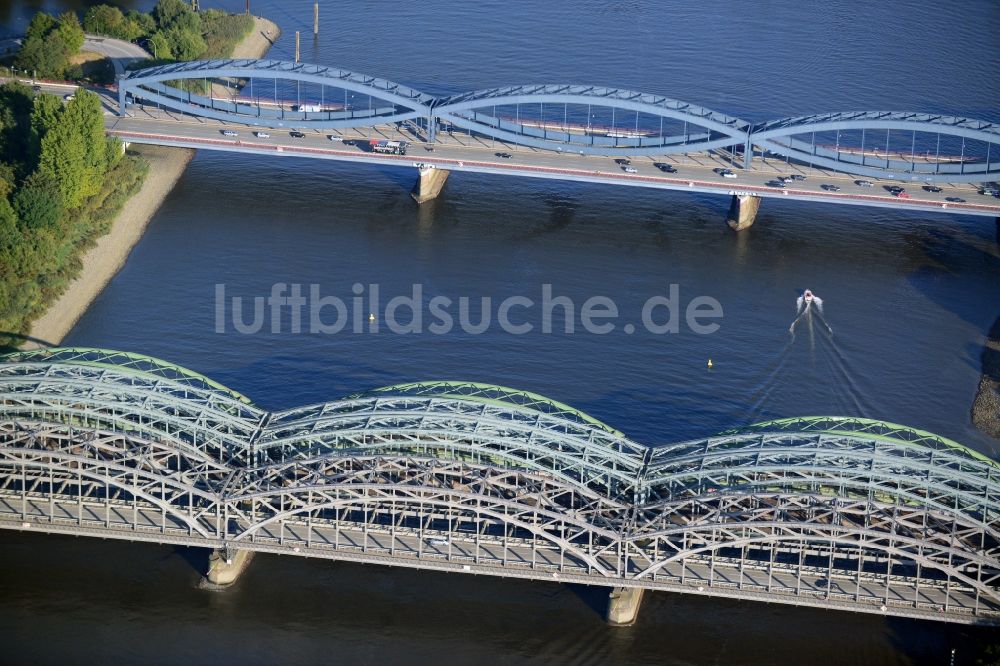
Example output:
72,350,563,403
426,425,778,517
1,495,980,625
10,78,999,218
105,106,1000,218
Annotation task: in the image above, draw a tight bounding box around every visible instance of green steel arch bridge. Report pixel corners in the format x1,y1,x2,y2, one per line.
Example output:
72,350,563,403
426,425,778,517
1,348,997,625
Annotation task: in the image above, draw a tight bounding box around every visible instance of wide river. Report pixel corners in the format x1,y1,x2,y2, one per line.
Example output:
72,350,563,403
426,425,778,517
2,1,1000,663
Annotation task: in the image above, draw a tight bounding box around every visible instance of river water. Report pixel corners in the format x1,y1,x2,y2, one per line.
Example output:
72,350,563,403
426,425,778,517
3,1,1000,663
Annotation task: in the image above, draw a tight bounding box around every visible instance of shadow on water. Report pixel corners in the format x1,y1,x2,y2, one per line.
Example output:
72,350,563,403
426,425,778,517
565,583,611,620
903,225,1000,331
171,545,212,581
884,616,1000,666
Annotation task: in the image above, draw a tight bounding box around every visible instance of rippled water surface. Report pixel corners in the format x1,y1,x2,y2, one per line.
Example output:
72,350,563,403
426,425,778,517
2,1,1000,663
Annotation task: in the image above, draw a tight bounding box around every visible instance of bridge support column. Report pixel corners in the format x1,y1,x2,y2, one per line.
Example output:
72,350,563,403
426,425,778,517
606,587,644,626
411,166,450,204
203,547,253,588
726,193,761,231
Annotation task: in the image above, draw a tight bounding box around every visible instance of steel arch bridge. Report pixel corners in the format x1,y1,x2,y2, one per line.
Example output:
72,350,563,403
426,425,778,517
117,59,1000,183
1,347,998,624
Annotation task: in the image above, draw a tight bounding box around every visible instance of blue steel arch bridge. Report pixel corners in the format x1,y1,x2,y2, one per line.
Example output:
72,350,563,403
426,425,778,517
1,347,998,625
112,59,1000,195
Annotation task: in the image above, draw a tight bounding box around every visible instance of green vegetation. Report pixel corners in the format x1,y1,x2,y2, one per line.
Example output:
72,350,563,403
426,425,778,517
13,12,84,80
0,83,147,344
84,0,254,62
13,2,254,83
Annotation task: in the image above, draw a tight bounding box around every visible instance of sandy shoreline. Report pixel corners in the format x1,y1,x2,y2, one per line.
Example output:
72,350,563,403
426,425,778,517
24,16,279,348
25,146,194,347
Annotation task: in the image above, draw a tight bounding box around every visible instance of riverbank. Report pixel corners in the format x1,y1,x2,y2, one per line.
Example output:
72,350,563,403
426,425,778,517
973,315,1000,439
232,17,280,59
25,145,194,347
23,15,279,349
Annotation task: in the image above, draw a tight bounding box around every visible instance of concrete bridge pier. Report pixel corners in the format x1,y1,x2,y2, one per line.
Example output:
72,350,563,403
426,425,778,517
411,166,450,203
606,587,645,626
203,547,253,588
727,193,761,231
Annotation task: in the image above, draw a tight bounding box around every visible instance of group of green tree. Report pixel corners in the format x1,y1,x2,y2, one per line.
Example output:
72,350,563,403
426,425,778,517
11,12,84,80
84,0,254,62
13,1,255,80
0,83,146,341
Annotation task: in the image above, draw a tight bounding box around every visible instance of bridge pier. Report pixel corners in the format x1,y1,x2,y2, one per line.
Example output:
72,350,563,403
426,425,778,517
606,587,644,626
203,547,253,588
727,194,761,231
411,166,450,203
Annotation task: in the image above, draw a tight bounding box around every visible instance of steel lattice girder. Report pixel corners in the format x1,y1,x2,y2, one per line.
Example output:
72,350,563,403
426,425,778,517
1,348,999,620
431,84,750,156
748,112,1000,183
116,60,1000,176
118,59,433,129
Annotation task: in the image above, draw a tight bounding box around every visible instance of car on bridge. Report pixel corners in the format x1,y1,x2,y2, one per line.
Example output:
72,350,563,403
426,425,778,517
426,537,449,547
766,179,786,188
885,185,904,194
946,196,966,203
653,162,677,173
615,158,631,166
254,131,270,139
221,130,238,137
786,174,806,181
495,152,512,159
290,131,306,138
328,135,343,141
854,179,873,187
980,187,1000,197
821,184,841,192
923,185,943,193
717,169,738,179
622,166,637,173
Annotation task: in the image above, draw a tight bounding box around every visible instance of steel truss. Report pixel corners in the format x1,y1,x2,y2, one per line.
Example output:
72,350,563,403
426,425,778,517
117,60,1000,181
1,348,997,624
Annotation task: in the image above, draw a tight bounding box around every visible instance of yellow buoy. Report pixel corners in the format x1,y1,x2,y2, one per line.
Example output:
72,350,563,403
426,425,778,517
707,359,713,369
369,313,375,323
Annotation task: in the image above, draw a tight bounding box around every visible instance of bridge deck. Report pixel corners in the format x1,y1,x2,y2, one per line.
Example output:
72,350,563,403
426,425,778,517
2,495,989,626
104,104,1000,217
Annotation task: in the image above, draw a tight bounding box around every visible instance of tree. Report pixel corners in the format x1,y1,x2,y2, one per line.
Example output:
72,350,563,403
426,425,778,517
30,93,63,168
53,12,85,56
37,116,88,209
13,172,62,230
13,35,62,78
127,10,156,38
0,195,19,253
153,0,191,30
0,82,35,173
147,31,173,59
63,91,109,197
24,12,57,41
165,25,206,60
83,5,126,38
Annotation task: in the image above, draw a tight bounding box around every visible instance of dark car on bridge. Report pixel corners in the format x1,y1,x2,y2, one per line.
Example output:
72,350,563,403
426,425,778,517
821,184,841,192
653,162,677,173
290,131,306,138
854,179,873,187
615,159,631,166
495,152,512,159
923,185,943,193
946,196,965,203
766,179,786,188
